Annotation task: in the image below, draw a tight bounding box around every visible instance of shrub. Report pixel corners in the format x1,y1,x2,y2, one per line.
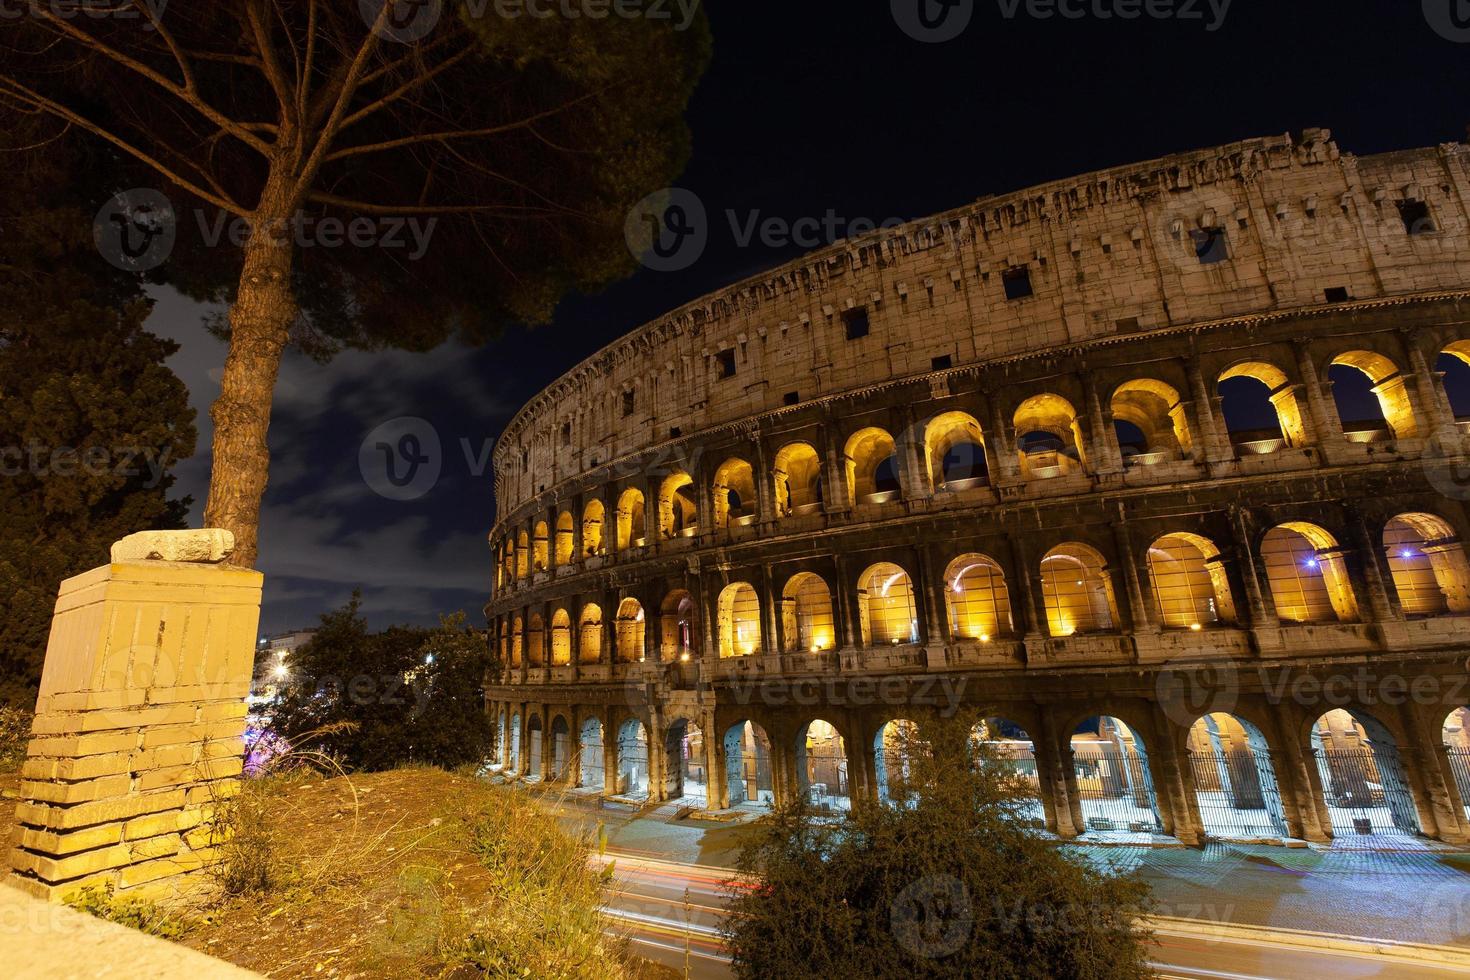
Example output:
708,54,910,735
0,706,32,772
724,713,1153,979
66,884,196,940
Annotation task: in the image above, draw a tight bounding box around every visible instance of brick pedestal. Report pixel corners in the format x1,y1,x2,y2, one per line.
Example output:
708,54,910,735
9,531,263,901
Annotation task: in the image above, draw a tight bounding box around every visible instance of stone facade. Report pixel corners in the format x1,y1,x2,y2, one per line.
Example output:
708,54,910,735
485,131,1470,847
10,531,263,900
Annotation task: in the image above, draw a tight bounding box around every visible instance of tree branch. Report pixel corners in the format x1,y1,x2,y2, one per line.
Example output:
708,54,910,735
305,190,563,217
338,42,477,131
324,96,596,162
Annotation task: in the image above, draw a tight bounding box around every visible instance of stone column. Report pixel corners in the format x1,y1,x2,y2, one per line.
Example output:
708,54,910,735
896,405,932,500
1111,516,1153,634
1032,707,1081,838
1005,533,1047,644
1344,511,1400,624
602,723,619,796
1228,507,1280,630
1293,342,1343,456
986,394,1021,486
758,565,780,658
820,412,852,514
1403,330,1455,437
10,530,261,902
1186,356,1234,464
753,435,776,529
1083,372,1124,476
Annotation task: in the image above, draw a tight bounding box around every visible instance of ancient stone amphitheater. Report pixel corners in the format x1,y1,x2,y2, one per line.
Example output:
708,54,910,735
485,129,1470,847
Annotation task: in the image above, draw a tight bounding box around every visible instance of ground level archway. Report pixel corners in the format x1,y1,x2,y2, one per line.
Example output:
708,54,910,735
663,719,708,806
723,721,774,809
580,717,604,790
1071,716,1163,837
797,719,849,812
973,718,1045,827
1312,708,1421,840
617,718,650,800
1186,713,1288,840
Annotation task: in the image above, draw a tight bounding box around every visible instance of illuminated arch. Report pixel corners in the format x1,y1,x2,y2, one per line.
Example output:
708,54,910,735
856,562,918,646
875,718,923,804
1111,379,1191,461
1040,543,1116,636
550,609,572,665
615,487,646,551
712,457,757,530
924,411,988,489
843,427,900,504
526,612,546,667
943,553,1012,641
1261,523,1357,623
516,530,529,580
615,598,645,663
658,471,698,539
796,718,850,812
578,603,603,663
772,441,823,516
532,520,549,572
1013,393,1086,479
718,582,762,658
1186,713,1289,840
1146,533,1236,628
781,572,836,652
1311,708,1421,838
510,615,524,667
1383,513,1470,616
659,589,697,660
582,499,606,557
1218,361,1308,449
554,511,574,566
1330,350,1418,441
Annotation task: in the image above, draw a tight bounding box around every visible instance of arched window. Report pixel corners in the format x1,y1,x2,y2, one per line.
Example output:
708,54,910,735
713,458,757,529
1040,543,1115,636
550,609,572,665
1330,351,1418,441
1111,379,1191,465
615,488,645,551
615,598,645,663
1218,362,1307,451
773,441,823,517
510,615,524,667
781,572,836,652
944,554,1012,640
516,531,529,579
578,603,603,663
718,583,762,658
857,562,918,646
1261,523,1357,623
554,511,574,566
660,590,697,660
1013,394,1086,479
844,427,899,504
924,411,988,490
582,500,606,557
526,613,546,666
1146,533,1236,628
1437,344,1470,420
1383,513,1470,616
658,472,698,539
532,521,549,572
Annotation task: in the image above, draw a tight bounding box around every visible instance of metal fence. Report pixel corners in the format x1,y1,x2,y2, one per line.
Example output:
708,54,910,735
1315,746,1420,837
1187,747,1288,839
1072,742,1162,834
1446,747,1470,820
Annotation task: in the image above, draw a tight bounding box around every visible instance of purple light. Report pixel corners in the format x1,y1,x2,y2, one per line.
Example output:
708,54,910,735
1400,549,1415,559
1304,558,1319,569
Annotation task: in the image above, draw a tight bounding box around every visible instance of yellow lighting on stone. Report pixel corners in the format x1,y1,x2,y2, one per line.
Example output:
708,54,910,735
1190,623,1202,631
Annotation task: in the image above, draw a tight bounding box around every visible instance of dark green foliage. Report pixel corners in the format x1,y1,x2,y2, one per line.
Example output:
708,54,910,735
268,596,494,772
724,714,1153,979
0,146,196,706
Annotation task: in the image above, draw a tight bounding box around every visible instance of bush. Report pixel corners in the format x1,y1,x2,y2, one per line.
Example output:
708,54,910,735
0,706,32,772
724,713,1153,979
66,884,196,939
266,596,494,771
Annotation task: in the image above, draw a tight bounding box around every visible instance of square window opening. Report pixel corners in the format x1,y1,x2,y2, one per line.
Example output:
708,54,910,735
1190,227,1229,265
843,309,871,341
716,348,738,379
1002,265,1033,300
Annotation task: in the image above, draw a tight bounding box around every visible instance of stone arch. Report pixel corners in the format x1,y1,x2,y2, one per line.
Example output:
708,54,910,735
516,530,530,579
718,582,762,658
723,720,774,808
616,717,650,799
781,572,836,653
712,457,757,530
550,714,571,780
615,597,645,663
943,553,1013,641
772,441,823,517
1218,361,1308,450
973,717,1045,826
874,718,922,804
658,471,698,539
582,499,606,557
1437,342,1470,420
1185,712,1288,840
579,715,605,790
526,714,544,780
856,561,918,646
1146,532,1237,629
1383,512,1470,616
550,608,572,665
663,718,707,805
525,612,546,667
796,718,850,812
554,510,574,566
1310,708,1421,839
1040,542,1116,636
843,427,900,504
615,488,646,551
532,520,549,572
578,602,603,663
1071,715,1163,837
659,589,697,661
510,615,524,667
924,411,988,489
1111,378,1191,462
508,710,522,771
1442,707,1470,821
1261,522,1357,623
1014,393,1087,479
1330,350,1419,440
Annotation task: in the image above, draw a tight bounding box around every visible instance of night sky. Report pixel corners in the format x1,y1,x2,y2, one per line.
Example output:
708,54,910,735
146,0,1470,635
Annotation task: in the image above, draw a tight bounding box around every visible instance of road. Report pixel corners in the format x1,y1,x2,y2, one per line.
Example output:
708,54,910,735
595,849,1470,980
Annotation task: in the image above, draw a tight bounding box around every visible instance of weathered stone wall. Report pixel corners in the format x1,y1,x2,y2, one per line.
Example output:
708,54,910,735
9,531,262,901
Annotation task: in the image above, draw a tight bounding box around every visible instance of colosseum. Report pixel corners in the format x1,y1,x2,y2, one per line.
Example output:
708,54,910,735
485,129,1470,848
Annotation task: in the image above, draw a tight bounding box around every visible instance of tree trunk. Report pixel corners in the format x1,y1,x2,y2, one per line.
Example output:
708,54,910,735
203,188,297,568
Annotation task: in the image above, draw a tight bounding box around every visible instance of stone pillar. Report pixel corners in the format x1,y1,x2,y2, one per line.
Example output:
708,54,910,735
896,405,932,500
1228,507,1280,630
820,412,852,514
986,395,1021,486
753,435,776,529
1186,356,1234,464
602,722,619,796
1293,343,1343,456
1032,707,1080,838
10,530,262,902
758,565,780,658
1083,373,1124,476
1344,510,1401,624
1111,516,1153,634
1403,331,1454,437
1005,533,1047,644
